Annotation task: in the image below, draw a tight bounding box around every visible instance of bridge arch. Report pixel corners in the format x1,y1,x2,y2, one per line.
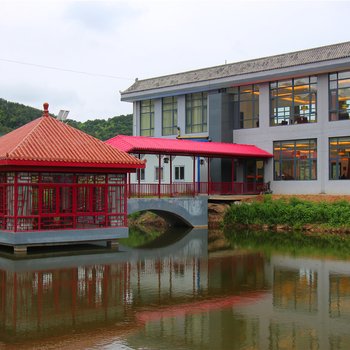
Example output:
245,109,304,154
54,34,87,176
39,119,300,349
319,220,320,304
127,197,208,228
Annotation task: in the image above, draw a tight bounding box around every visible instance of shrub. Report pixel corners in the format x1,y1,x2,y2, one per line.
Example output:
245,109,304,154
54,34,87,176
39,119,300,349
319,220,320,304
223,197,350,229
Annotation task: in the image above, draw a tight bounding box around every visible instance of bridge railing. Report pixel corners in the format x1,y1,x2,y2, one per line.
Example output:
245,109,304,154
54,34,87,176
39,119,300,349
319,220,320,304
128,182,269,198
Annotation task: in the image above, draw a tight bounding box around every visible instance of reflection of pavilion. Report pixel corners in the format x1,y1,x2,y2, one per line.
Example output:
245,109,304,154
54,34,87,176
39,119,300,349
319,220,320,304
0,229,209,341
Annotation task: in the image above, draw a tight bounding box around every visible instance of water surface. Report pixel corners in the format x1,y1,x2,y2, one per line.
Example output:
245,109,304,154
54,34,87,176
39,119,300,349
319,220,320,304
0,229,350,349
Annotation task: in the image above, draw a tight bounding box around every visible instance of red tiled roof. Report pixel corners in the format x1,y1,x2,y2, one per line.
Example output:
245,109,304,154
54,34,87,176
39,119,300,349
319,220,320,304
106,135,272,158
0,103,144,169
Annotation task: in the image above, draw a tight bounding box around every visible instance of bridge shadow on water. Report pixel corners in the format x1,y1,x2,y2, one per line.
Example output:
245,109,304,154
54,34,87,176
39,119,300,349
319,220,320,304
126,226,193,249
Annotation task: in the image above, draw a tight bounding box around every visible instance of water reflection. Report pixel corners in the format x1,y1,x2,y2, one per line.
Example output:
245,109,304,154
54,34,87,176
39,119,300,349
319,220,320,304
0,229,350,349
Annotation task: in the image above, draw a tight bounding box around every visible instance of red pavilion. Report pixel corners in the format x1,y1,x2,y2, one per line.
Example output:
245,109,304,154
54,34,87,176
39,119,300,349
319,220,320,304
0,103,144,253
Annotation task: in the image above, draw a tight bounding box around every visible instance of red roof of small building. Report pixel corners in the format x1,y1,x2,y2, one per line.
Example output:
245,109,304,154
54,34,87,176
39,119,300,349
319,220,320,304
106,135,273,158
0,103,144,170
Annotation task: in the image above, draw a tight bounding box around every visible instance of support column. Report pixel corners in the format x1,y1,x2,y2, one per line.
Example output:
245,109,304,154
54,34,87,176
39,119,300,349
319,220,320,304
192,156,196,196
170,155,173,197
138,153,141,198
14,245,27,255
107,240,119,250
158,154,161,198
207,157,211,195
231,158,235,194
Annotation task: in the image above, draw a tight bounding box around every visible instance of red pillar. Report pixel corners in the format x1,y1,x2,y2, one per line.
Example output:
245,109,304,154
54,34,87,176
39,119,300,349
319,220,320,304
138,153,141,198
14,174,18,232
158,154,161,198
231,158,235,194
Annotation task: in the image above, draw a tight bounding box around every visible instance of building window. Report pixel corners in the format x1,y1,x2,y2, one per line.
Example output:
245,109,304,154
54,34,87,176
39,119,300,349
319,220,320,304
273,139,317,180
136,168,145,181
270,77,317,126
186,92,207,133
174,166,185,181
329,71,350,121
230,85,259,129
140,100,154,136
155,167,164,181
329,136,350,179
162,97,178,136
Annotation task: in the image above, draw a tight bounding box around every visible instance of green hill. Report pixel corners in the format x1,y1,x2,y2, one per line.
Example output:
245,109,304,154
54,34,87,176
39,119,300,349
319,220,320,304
0,98,133,140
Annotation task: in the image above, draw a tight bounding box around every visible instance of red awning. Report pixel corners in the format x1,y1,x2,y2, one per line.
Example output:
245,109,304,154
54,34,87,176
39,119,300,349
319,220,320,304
106,135,273,159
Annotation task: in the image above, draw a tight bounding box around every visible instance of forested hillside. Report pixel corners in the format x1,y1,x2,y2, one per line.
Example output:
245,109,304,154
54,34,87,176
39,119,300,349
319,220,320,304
0,98,133,140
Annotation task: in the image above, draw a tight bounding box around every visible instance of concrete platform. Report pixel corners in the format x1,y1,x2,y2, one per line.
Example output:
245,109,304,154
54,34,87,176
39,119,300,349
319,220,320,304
208,195,258,203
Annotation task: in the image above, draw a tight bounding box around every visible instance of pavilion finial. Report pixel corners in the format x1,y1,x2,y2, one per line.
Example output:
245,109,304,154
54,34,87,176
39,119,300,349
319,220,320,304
43,102,49,117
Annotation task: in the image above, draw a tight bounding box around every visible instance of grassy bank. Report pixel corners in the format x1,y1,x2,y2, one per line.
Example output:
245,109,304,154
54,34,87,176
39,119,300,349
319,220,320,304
223,195,350,232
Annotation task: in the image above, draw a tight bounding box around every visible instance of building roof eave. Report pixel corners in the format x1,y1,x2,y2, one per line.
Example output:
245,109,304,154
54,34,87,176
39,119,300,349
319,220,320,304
121,56,350,102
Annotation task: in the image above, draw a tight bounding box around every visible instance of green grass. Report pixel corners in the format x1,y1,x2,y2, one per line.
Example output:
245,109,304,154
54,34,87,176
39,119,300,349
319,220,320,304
223,195,350,229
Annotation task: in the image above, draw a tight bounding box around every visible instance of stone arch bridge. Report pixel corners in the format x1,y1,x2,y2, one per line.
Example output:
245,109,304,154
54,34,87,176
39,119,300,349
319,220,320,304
127,197,208,228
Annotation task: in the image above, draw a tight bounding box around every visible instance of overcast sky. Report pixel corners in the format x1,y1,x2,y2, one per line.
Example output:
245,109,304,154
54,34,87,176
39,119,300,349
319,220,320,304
0,0,349,121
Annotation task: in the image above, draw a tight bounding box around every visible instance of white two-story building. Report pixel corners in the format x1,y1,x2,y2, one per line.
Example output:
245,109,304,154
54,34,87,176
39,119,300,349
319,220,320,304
120,41,350,195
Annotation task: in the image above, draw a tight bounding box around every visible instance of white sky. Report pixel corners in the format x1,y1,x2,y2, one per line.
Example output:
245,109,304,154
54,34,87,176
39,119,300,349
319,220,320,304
0,0,349,121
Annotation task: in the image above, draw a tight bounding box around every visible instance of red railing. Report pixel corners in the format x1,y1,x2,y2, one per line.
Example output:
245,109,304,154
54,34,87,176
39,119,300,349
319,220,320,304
128,182,269,198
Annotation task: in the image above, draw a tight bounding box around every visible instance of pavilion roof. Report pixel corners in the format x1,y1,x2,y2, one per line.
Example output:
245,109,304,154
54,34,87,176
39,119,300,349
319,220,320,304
106,135,273,158
0,103,144,170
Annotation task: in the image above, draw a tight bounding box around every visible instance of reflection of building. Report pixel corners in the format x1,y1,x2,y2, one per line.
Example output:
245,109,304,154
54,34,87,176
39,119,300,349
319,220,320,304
129,252,269,350
239,255,350,349
121,41,350,194
128,253,350,350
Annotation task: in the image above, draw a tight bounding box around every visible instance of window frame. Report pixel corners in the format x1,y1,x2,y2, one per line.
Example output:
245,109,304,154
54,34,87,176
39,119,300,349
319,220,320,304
329,136,350,180
273,139,317,181
136,168,145,182
270,77,317,126
185,92,208,134
174,165,185,181
154,166,164,182
329,71,350,121
230,84,259,129
140,99,154,136
162,96,178,136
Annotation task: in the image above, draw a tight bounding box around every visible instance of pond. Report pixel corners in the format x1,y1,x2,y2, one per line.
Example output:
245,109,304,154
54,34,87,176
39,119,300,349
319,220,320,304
0,228,350,349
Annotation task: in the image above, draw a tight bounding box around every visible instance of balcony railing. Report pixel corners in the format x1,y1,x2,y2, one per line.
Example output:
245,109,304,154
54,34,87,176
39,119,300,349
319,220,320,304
128,182,269,198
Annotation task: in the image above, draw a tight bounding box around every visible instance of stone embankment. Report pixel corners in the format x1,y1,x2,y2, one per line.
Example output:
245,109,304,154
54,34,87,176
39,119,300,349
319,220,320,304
208,203,231,252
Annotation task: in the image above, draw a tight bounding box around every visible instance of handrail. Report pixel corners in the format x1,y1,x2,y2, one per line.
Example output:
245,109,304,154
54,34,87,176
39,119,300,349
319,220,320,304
128,182,269,198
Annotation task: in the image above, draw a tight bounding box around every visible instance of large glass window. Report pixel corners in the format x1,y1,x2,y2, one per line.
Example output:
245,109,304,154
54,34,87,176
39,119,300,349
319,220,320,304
230,85,259,128
186,92,207,133
140,100,154,136
162,97,178,136
270,77,317,126
329,136,350,180
329,71,350,121
273,139,317,180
